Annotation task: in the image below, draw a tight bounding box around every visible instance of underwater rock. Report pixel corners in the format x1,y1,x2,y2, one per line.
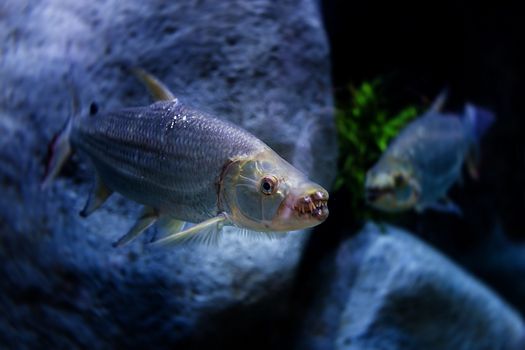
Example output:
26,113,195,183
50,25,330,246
0,0,335,348
460,230,525,319
296,223,525,350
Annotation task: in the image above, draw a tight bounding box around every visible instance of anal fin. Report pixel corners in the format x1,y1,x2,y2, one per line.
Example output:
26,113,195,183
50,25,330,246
113,207,158,247
150,214,227,247
80,174,113,217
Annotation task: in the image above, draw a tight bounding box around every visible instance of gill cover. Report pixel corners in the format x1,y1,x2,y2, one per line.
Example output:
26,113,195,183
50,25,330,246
220,150,294,231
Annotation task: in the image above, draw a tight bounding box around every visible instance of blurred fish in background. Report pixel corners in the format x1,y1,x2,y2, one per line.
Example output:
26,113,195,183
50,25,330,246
365,92,495,214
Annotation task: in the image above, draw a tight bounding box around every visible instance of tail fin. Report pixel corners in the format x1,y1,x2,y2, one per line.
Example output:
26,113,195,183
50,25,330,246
464,103,495,140
463,104,495,180
41,118,73,189
41,82,80,189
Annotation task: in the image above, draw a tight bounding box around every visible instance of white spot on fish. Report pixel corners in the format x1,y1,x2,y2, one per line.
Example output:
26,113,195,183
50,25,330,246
169,114,181,130
375,173,393,187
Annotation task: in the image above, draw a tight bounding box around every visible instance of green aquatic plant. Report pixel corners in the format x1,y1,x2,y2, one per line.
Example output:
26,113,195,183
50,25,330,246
335,80,419,218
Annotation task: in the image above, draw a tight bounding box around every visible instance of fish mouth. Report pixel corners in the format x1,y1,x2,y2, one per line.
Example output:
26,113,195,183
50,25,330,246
365,186,393,203
291,190,329,221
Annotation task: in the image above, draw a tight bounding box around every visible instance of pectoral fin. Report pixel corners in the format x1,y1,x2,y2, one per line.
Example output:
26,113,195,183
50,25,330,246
151,214,227,247
132,68,176,101
80,174,113,217
236,229,288,240
113,207,158,247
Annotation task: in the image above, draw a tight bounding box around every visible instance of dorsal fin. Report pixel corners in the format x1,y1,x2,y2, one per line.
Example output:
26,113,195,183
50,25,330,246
132,68,176,101
428,89,448,112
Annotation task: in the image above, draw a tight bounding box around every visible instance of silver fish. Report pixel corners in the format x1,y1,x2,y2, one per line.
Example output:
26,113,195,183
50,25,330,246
365,92,494,213
42,70,329,246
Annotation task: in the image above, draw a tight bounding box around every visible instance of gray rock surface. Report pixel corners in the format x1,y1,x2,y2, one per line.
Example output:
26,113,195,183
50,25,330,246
296,223,525,350
0,0,335,348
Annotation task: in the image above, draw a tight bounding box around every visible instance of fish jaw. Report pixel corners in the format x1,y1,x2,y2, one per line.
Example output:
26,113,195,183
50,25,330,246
365,185,408,212
272,186,329,231
364,159,420,212
365,171,397,208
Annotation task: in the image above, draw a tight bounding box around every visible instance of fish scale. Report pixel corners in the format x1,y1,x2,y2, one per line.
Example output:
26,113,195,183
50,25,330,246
73,100,265,222
387,114,470,202
42,70,328,247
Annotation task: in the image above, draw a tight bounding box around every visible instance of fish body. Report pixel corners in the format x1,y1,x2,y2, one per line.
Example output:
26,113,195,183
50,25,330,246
43,71,329,246
73,100,263,223
365,98,494,213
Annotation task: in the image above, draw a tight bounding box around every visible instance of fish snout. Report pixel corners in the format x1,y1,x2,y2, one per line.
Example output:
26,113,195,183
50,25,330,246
292,189,329,221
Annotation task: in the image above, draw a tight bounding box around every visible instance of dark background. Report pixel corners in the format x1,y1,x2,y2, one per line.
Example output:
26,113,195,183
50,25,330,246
2,2,524,349
294,0,525,325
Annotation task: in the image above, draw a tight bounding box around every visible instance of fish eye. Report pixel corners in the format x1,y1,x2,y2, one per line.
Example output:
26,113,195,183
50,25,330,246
394,174,404,186
260,176,277,195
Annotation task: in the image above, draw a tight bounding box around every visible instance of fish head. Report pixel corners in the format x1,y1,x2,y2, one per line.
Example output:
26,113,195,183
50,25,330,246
364,158,420,212
220,149,329,232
